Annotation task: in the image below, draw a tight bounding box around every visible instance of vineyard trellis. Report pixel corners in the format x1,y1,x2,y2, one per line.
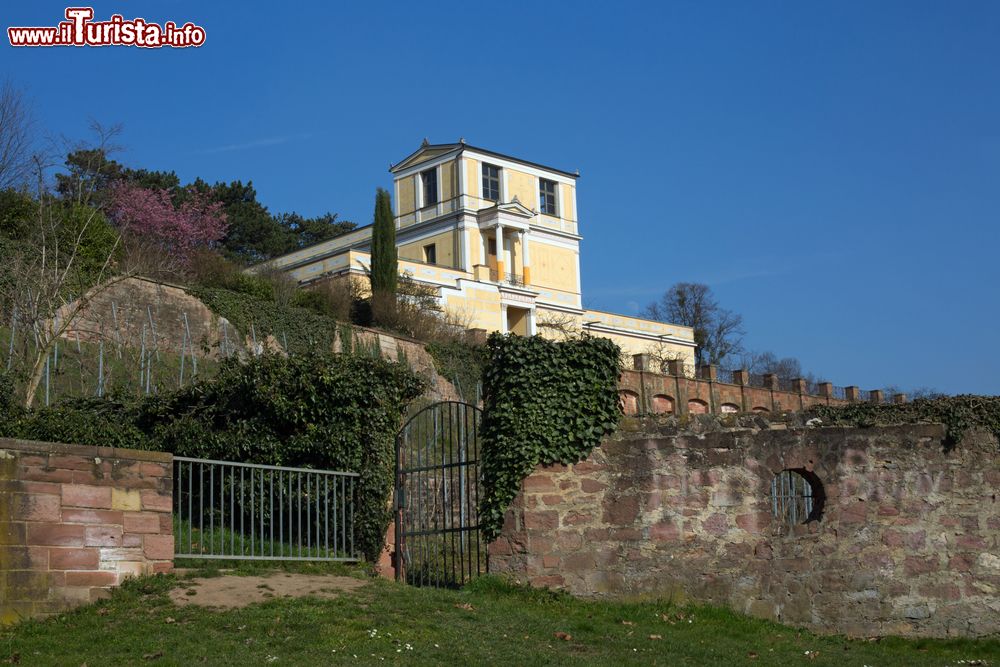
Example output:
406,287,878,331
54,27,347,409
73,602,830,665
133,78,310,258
1,298,306,405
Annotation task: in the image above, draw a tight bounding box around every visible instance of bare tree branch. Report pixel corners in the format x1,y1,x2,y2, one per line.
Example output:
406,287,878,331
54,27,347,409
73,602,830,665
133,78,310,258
0,79,35,190
643,282,745,366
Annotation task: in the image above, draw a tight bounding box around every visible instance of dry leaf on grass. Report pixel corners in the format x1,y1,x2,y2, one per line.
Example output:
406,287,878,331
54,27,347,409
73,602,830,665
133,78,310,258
554,632,572,641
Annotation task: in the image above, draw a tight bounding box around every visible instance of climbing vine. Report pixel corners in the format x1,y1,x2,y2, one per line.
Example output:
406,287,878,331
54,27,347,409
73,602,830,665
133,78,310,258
478,333,623,540
189,285,341,354
809,395,1000,450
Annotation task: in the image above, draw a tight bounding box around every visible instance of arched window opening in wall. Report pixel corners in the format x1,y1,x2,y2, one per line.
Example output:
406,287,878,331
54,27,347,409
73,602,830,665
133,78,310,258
651,394,674,414
752,406,770,413
770,469,824,527
720,403,739,413
687,399,708,414
619,390,640,416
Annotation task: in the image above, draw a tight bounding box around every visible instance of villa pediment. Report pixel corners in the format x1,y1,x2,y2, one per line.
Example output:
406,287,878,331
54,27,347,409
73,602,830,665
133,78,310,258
390,142,462,172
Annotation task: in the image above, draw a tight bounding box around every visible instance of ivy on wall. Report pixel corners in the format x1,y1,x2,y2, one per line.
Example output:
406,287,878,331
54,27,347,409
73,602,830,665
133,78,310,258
426,339,487,403
809,395,1000,450
0,353,424,562
478,333,623,540
190,285,340,355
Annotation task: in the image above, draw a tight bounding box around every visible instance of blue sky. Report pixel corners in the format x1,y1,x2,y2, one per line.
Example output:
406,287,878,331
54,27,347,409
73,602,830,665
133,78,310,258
5,1,999,395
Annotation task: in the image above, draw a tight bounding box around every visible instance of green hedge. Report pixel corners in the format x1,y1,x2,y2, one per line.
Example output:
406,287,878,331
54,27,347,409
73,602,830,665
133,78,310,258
1,353,424,562
478,333,623,540
809,395,1000,449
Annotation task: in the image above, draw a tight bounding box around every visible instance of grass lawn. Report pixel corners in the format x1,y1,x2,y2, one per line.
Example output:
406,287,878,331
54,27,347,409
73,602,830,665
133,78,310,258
2,568,998,666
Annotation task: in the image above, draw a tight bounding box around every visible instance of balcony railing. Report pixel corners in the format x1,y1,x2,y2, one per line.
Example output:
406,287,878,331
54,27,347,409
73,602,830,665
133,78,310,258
488,269,525,287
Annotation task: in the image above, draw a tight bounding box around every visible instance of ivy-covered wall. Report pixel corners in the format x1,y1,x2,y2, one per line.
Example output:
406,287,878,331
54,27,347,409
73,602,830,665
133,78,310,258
478,333,623,540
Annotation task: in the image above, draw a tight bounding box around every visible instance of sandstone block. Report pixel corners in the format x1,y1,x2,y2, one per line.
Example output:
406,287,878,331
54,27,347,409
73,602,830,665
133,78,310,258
27,523,85,547
62,485,112,509
111,488,141,511
49,547,99,570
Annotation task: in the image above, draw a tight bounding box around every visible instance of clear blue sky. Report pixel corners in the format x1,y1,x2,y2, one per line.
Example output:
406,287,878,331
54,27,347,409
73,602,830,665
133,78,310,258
5,1,999,395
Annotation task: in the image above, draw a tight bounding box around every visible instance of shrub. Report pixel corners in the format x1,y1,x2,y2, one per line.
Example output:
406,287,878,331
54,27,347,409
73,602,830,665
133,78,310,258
1,353,424,562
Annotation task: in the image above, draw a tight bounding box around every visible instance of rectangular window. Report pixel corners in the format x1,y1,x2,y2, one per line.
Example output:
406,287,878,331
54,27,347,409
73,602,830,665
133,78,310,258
488,238,497,256
539,178,558,216
423,243,437,265
421,168,438,205
482,164,500,201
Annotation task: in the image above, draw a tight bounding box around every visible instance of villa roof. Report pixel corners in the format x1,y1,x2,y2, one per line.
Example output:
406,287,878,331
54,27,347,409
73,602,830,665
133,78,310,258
390,140,580,179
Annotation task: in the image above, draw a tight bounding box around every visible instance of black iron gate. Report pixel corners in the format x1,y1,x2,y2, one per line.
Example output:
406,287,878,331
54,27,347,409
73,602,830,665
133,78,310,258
395,401,486,587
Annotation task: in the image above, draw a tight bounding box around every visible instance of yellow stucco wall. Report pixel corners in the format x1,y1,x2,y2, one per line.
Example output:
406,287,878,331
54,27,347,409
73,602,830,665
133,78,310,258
506,168,538,210
529,241,578,293
398,230,459,268
443,285,504,331
440,159,455,202
599,330,696,362
466,158,479,200
561,183,575,221
398,176,415,218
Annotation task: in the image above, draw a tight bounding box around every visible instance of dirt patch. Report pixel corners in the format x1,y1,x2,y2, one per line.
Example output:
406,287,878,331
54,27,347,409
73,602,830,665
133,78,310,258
169,574,367,609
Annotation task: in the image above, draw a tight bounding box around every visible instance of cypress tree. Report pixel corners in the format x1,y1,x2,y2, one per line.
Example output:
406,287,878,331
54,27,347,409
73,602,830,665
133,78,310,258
370,187,397,295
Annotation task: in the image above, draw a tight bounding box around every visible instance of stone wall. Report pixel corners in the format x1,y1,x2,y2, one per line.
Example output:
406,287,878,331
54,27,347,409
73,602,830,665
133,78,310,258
0,438,173,623
55,276,235,359
54,276,461,402
490,416,1000,637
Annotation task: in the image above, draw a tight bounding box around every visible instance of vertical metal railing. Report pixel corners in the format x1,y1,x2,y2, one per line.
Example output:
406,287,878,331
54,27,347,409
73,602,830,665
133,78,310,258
173,457,360,561
770,470,814,527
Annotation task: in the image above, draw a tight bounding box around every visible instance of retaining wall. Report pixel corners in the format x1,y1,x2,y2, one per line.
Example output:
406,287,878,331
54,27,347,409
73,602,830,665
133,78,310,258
490,416,1000,637
0,438,173,623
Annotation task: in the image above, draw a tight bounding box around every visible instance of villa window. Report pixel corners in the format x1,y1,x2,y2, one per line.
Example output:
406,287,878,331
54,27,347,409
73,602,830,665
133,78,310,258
423,243,437,265
421,168,438,205
482,164,501,201
539,178,557,215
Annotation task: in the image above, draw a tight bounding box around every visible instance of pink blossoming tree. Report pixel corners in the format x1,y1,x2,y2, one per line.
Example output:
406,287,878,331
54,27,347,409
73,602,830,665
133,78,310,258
106,181,228,267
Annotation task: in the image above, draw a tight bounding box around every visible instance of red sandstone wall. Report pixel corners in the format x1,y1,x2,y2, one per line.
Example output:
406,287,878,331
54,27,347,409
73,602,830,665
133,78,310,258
490,418,1000,638
618,368,847,415
0,438,173,623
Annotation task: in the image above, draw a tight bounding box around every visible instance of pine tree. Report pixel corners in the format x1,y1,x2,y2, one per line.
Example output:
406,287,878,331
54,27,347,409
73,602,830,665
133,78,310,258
370,187,397,295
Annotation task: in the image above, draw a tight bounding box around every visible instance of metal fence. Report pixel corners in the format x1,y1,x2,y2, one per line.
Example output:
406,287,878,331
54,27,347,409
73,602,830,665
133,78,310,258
770,469,816,527
487,269,525,286
173,457,361,562
831,385,847,400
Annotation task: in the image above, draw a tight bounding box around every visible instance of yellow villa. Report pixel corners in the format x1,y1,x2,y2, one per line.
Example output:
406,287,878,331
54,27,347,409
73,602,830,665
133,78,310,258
261,140,696,364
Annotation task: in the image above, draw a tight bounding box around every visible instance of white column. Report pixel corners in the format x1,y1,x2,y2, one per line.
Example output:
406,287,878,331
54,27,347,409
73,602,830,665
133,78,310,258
495,223,505,281
461,218,473,272
457,156,466,208
500,305,508,333
521,229,531,284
